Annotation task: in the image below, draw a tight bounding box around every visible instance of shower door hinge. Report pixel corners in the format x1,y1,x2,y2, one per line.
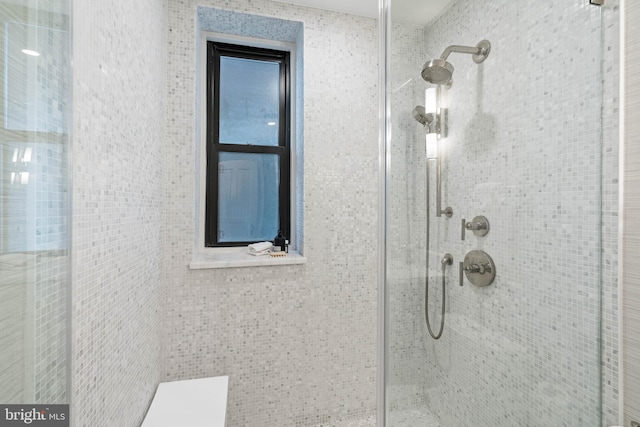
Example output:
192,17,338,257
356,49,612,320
590,0,604,5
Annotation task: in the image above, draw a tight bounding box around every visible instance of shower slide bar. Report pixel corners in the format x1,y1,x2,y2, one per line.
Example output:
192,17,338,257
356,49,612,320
435,152,453,218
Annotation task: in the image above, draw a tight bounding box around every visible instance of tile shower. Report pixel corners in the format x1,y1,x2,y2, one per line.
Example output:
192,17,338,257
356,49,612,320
386,1,617,426
385,0,616,425
0,0,625,426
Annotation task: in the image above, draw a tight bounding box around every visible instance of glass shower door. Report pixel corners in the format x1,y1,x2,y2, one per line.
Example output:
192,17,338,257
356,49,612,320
384,1,603,425
0,0,71,406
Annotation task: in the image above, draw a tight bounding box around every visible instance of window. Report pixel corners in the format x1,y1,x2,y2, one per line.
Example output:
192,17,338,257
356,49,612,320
205,42,291,247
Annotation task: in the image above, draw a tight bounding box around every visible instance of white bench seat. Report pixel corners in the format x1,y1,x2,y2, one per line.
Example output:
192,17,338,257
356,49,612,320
141,376,228,427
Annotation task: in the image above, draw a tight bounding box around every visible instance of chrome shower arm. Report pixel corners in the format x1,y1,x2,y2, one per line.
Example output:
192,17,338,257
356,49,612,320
438,40,491,64
440,44,483,60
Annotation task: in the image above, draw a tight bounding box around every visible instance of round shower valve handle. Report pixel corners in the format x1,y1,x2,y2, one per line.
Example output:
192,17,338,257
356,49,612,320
464,263,487,274
461,215,490,240
460,250,496,287
466,221,487,230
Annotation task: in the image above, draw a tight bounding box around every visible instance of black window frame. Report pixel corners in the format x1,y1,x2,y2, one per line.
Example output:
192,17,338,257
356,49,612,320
205,41,291,247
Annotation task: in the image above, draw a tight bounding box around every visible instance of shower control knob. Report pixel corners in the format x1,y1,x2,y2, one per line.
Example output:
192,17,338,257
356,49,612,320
466,221,486,231
461,250,496,287
464,263,487,274
461,215,490,240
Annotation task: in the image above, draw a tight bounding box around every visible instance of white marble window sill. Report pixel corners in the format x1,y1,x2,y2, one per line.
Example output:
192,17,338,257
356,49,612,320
189,249,306,269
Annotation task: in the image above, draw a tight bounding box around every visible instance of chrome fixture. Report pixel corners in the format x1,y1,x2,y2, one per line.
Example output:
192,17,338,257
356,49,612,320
461,216,490,240
413,88,447,140
415,88,451,218
425,253,453,340
421,40,491,86
420,116,453,339
459,250,496,287
421,120,453,340
435,150,452,218
415,76,454,342
412,105,433,128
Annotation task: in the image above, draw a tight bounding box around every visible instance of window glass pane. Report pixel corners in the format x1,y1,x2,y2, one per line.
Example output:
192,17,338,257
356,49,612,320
4,22,69,133
219,56,280,146
218,152,279,242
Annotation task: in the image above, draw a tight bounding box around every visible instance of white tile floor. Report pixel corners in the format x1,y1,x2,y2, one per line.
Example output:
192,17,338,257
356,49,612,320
387,408,441,426
309,407,440,427
311,414,376,427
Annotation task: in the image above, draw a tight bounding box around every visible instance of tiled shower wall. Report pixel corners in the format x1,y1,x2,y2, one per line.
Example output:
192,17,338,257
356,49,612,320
602,1,621,425
387,0,620,425
71,0,167,426
165,1,379,426
623,1,640,425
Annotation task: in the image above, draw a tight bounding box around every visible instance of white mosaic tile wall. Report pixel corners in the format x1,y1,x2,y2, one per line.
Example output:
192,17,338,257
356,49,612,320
601,1,620,426
387,0,617,425
71,0,167,425
623,1,640,425
165,1,378,426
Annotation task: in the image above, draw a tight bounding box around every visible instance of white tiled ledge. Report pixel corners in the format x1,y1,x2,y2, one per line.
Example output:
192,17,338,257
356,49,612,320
189,250,306,269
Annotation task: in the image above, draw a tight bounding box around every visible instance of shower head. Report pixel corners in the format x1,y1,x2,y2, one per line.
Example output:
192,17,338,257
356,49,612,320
421,39,491,85
412,105,434,126
421,59,454,85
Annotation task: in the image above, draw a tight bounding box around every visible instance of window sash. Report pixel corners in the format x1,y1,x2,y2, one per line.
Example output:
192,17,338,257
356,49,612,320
205,42,291,247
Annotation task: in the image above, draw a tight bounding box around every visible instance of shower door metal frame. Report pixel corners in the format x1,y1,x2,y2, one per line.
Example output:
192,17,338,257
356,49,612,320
377,0,390,426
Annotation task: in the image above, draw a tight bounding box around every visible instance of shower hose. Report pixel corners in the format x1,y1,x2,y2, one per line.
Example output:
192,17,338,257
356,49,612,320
424,158,450,340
